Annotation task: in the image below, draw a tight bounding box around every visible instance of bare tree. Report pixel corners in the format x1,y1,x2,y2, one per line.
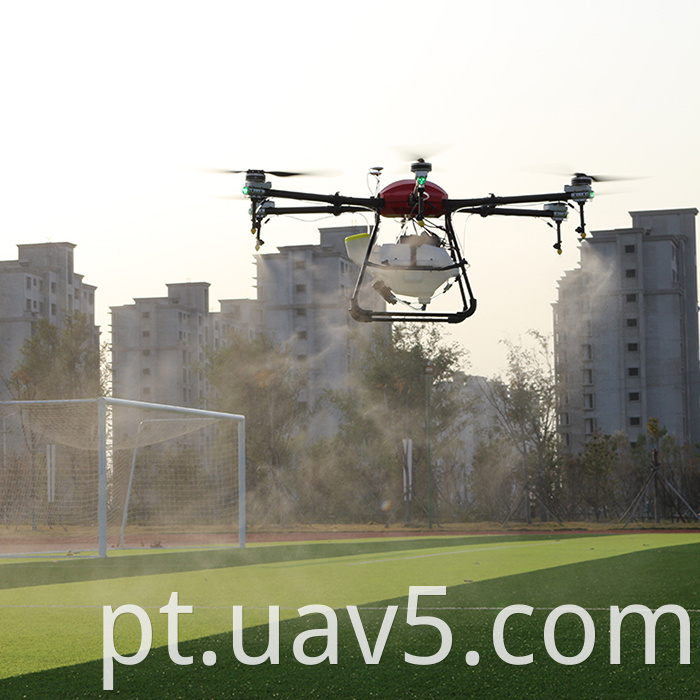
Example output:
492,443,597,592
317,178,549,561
477,331,560,522
5,313,103,400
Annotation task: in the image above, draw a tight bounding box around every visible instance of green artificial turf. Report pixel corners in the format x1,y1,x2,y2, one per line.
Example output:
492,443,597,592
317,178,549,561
1,533,699,697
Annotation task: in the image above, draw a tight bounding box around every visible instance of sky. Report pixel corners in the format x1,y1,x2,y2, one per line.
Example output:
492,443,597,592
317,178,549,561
1,0,699,377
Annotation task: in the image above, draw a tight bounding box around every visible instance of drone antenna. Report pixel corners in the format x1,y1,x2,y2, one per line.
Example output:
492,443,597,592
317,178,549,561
368,166,383,196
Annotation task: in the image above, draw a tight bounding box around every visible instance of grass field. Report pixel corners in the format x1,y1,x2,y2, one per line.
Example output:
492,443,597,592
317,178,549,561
1,531,700,697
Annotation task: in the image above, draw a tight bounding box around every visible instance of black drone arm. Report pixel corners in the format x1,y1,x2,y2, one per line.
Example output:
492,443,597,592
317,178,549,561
252,186,381,211
260,205,379,216
246,186,381,244
444,190,577,211
454,206,561,219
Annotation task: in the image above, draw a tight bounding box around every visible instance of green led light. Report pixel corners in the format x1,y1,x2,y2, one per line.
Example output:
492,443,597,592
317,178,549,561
417,176,427,186
589,190,595,199
242,186,250,195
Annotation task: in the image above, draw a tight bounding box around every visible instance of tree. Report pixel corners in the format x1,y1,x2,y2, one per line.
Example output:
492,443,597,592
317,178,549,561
468,432,519,521
577,433,621,521
5,313,103,400
204,331,308,490
477,331,559,522
325,324,470,522
1,314,103,529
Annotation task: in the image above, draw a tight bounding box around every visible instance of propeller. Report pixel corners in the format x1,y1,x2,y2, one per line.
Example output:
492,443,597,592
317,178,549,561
393,144,451,164
532,165,646,185
570,171,642,183
210,167,339,178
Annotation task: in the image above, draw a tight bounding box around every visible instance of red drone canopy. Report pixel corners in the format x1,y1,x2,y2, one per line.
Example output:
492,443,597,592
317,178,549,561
379,180,449,219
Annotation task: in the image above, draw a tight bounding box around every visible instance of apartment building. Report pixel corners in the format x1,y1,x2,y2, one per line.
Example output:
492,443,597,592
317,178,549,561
0,242,97,399
110,225,384,411
553,208,700,451
111,282,264,406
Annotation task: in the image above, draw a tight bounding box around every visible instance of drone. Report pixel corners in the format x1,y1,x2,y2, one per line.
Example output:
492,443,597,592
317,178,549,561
229,161,599,323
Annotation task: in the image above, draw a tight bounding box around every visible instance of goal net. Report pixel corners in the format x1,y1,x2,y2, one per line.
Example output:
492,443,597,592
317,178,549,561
0,397,245,557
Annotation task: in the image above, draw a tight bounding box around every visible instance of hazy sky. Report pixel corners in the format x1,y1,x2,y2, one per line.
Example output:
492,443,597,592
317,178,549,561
1,1,699,376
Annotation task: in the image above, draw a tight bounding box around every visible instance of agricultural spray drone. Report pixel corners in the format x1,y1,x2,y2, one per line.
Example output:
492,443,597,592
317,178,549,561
226,161,606,323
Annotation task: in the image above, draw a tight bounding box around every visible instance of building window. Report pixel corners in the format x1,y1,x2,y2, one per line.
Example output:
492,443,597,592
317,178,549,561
629,392,640,401
295,308,307,317
584,418,596,435
582,369,593,385
26,277,31,290
624,244,636,253
142,311,150,319
142,368,151,376
51,303,57,316
558,412,570,426
26,299,31,311
627,343,638,352
583,393,594,410
625,269,636,278
297,330,307,340
628,367,639,377
142,330,150,338
626,318,638,327
295,284,306,294
630,417,641,426
51,282,57,294
582,344,593,361
294,261,306,270
143,350,150,357
626,294,637,302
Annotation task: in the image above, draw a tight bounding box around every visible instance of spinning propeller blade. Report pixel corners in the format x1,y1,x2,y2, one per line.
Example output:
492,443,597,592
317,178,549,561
571,172,643,183
393,144,451,164
210,168,340,178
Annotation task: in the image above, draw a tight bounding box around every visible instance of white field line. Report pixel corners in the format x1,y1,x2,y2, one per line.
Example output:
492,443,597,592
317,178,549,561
346,540,563,565
5,605,700,614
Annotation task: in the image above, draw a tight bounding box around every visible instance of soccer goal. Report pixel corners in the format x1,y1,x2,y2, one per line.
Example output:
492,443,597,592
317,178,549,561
0,397,245,557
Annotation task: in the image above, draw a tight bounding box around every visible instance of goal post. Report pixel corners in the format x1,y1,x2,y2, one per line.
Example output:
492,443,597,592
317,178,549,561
0,397,245,557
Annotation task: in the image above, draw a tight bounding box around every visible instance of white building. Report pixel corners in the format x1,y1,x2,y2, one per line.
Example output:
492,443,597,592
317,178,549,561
255,225,385,411
0,242,97,400
553,209,700,451
111,282,263,406
110,226,383,412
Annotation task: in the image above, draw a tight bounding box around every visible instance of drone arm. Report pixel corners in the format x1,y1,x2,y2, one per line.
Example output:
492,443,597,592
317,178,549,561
454,206,562,219
255,205,379,217
444,191,577,211
246,187,381,246
258,187,381,211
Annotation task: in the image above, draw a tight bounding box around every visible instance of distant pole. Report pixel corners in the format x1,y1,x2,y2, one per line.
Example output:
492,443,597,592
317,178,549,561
402,438,413,523
524,443,531,525
424,361,434,529
653,448,660,524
